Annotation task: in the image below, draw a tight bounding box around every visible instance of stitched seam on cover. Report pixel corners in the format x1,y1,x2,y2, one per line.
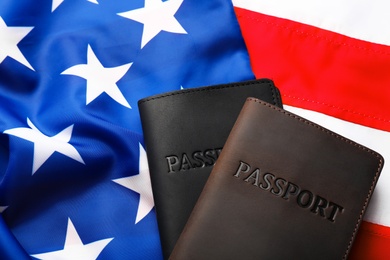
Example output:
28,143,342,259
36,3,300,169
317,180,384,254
247,98,383,260
270,82,279,107
284,94,390,124
238,14,390,56
138,80,279,105
344,168,382,259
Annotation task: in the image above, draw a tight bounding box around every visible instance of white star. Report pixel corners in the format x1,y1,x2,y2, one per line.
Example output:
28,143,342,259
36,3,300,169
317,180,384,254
0,17,34,70
0,206,8,213
113,143,154,224
4,118,85,175
61,45,132,108
118,0,187,48
31,218,113,260
52,0,98,12
52,0,64,11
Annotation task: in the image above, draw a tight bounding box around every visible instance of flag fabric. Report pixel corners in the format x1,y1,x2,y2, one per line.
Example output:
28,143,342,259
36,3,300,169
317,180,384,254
0,0,254,258
233,0,390,258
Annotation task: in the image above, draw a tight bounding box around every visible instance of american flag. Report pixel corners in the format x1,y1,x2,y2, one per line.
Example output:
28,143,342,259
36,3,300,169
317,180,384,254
0,0,254,258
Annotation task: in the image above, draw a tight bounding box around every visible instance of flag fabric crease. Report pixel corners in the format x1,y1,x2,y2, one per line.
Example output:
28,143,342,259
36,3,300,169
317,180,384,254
2,0,389,258
0,0,254,258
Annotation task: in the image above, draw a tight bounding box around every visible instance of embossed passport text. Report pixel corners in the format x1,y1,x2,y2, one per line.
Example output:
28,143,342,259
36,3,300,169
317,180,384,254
170,98,384,260
138,80,283,259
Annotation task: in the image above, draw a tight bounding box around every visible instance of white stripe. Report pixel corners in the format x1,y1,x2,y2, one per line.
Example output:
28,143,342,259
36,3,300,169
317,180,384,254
232,0,390,46
284,105,390,226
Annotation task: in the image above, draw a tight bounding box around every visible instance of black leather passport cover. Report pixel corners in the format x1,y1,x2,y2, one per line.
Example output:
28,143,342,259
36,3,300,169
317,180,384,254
138,80,282,259
170,98,384,260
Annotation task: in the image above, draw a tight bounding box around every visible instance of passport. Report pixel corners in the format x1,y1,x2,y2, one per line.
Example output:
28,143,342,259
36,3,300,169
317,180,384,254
138,80,283,259
170,98,384,260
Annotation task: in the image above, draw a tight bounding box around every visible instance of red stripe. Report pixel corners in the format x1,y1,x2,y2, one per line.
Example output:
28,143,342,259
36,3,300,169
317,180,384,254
349,222,390,259
235,7,390,132
235,7,390,257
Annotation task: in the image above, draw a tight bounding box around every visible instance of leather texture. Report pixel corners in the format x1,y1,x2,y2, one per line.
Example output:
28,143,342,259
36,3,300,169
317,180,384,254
170,98,384,260
138,80,282,259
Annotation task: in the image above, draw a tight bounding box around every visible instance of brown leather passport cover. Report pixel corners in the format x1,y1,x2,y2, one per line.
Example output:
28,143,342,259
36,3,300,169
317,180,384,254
138,80,282,259
170,98,384,260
